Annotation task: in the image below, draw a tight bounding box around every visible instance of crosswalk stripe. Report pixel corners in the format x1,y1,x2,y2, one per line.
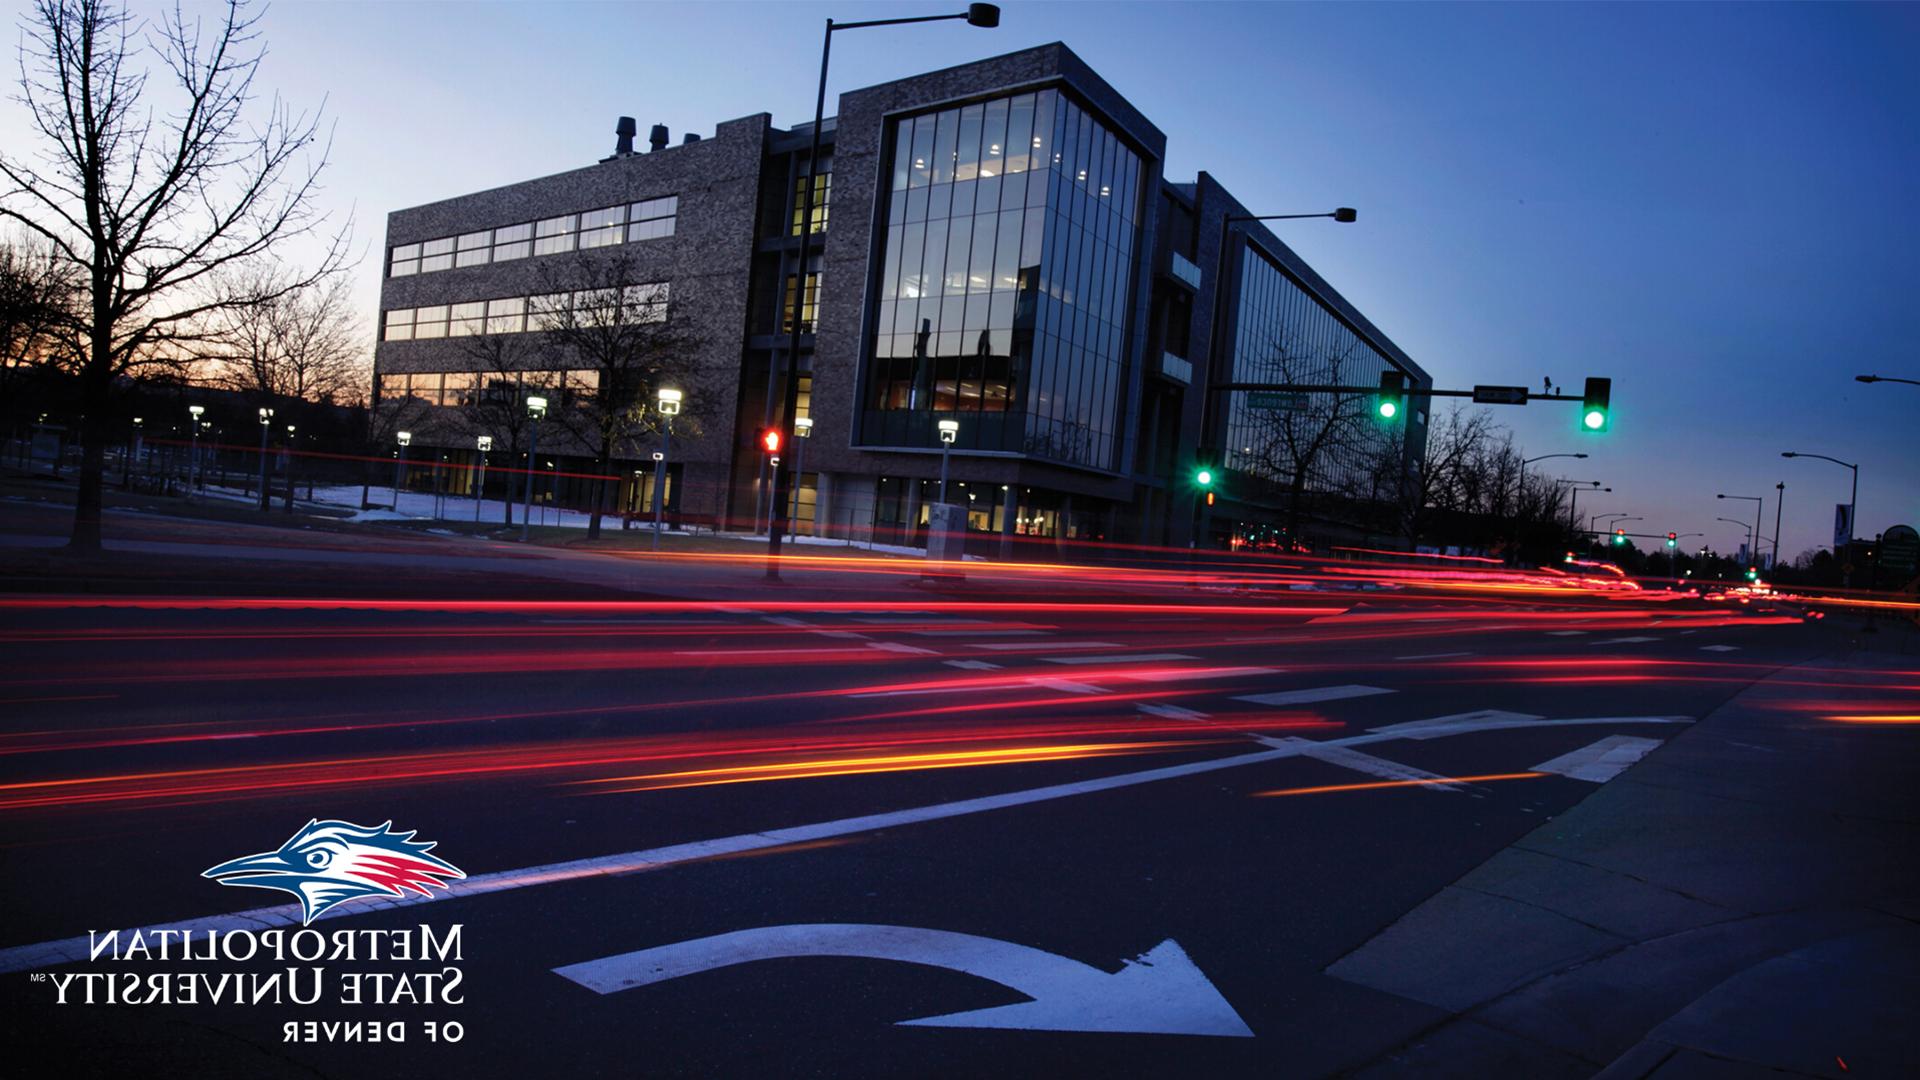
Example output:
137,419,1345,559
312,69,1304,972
970,641,1119,651
1257,737,1465,791
1234,685,1393,706
1040,653,1198,665
1531,735,1664,782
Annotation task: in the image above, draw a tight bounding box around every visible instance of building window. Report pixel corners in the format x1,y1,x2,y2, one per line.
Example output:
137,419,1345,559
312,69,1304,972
413,304,449,339
382,308,417,342
628,196,676,242
485,297,526,334
448,301,486,337
442,372,479,407
791,169,830,235
419,237,455,273
455,230,491,268
408,372,443,406
579,206,625,249
534,215,577,257
623,282,671,323
782,271,821,334
389,243,420,277
860,88,1141,471
492,222,532,262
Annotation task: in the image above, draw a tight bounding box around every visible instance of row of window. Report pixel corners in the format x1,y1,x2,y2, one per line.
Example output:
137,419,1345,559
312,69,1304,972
381,284,670,341
381,368,603,408
389,197,679,277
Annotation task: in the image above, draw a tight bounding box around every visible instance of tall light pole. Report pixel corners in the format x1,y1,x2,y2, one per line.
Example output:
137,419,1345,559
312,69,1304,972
1855,374,1920,387
1782,451,1859,586
790,415,813,534
520,395,548,542
1772,481,1784,570
393,429,412,513
653,387,682,550
1555,479,1607,535
937,418,959,504
1198,206,1358,544
1716,493,1763,566
1716,517,1754,561
475,435,492,523
125,416,143,489
187,405,204,491
282,424,297,512
255,407,274,511
765,2,1001,581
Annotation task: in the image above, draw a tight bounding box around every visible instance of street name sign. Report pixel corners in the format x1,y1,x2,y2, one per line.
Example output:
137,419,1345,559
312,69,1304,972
1248,391,1311,412
1471,385,1530,405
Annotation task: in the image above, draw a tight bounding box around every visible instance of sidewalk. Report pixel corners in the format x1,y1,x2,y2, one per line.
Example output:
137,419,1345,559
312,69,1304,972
1329,642,1920,1078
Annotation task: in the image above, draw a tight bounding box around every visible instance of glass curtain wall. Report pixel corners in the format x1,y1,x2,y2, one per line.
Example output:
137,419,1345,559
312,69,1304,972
862,88,1142,471
1222,246,1399,494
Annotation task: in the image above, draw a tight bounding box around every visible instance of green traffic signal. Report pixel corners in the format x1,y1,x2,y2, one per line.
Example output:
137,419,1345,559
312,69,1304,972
1378,400,1398,420
1195,468,1213,488
1377,371,1407,424
1580,377,1612,433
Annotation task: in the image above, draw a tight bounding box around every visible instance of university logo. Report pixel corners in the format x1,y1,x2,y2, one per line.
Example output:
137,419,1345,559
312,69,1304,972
203,820,467,925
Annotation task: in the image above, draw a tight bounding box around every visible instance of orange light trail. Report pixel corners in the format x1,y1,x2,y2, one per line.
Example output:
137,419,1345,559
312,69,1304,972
1255,772,1545,797
574,740,1220,793
1823,714,1920,724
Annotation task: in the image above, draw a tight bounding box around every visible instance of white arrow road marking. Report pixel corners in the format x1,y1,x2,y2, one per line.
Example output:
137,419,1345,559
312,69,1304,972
1041,653,1198,665
1700,645,1740,652
1395,652,1474,660
552,925,1253,1037
1530,735,1664,782
1591,636,1659,645
1234,685,1393,706
0,710,1696,975
943,659,1002,671
1257,737,1465,791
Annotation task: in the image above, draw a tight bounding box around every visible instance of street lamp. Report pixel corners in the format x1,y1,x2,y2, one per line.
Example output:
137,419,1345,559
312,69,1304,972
790,416,814,535
765,2,1000,581
125,416,143,489
1782,451,1859,586
1716,516,1755,559
282,424,297,512
475,435,493,523
521,395,548,542
1855,374,1920,387
1554,478,1607,534
256,407,275,511
187,405,204,491
1715,493,1763,566
653,387,683,550
393,429,412,514
937,418,959,503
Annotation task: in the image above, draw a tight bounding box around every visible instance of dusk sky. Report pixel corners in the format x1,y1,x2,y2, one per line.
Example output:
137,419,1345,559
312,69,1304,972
8,0,1916,559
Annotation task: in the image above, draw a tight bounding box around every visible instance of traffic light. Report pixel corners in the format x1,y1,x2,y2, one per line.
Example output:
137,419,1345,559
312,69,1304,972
1195,467,1214,488
1581,377,1611,433
1745,566,1759,581
1612,529,1627,546
1666,532,1678,548
1377,371,1406,422
760,427,781,454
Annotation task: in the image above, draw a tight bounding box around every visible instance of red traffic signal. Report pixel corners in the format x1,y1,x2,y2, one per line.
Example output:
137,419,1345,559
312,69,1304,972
760,428,781,454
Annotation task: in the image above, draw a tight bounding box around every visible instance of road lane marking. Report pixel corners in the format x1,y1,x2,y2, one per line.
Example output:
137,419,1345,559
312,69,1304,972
1040,653,1198,665
1591,636,1658,644
1699,645,1740,652
1545,630,1587,637
1137,704,1211,721
554,925,1253,1037
0,709,1699,975
970,641,1120,651
868,641,939,655
852,617,992,626
943,660,1002,671
761,614,868,641
1120,667,1278,683
1371,710,1691,741
1395,652,1473,660
1028,678,1107,695
1234,685,1393,706
911,629,1050,637
1257,737,1465,790
1530,735,1665,782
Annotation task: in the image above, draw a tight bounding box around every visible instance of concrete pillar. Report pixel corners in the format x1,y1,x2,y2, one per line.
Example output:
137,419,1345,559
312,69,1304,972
814,472,835,540
903,479,923,549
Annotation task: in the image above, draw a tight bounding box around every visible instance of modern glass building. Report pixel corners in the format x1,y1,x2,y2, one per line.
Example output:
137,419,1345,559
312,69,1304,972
371,43,1424,552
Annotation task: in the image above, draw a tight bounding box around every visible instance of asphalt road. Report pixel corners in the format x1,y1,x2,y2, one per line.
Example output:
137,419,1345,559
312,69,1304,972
0,565,1908,1076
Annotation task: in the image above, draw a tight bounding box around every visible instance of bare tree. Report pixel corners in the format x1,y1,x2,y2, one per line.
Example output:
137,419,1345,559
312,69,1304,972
450,332,558,527
0,0,349,549
533,250,707,539
209,274,364,405
1237,334,1377,541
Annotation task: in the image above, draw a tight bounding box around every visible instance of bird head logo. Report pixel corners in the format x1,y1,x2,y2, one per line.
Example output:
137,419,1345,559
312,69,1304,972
202,819,466,925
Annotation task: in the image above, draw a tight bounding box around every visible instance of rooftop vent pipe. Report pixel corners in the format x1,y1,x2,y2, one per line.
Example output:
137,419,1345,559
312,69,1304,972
649,124,669,152
614,117,637,156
